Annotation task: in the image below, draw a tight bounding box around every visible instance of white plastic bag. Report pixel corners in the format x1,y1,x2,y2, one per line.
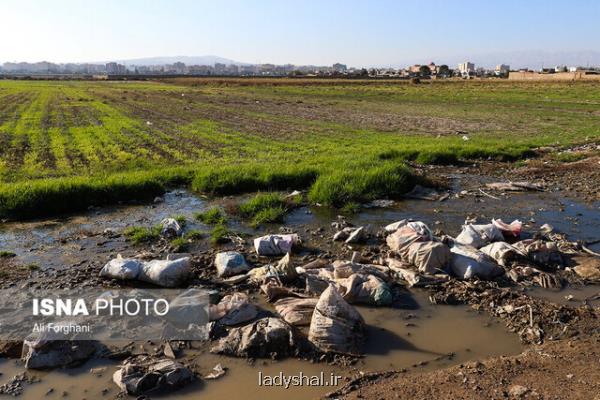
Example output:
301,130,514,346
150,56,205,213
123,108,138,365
455,223,503,249
253,234,299,256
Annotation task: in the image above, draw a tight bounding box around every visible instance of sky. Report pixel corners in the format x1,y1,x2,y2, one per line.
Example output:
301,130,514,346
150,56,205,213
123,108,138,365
1,0,599,67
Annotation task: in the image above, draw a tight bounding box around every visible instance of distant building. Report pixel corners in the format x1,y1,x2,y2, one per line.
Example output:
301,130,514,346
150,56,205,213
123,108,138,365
408,64,421,74
214,63,227,74
105,62,127,74
427,62,437,75
457,61,475,76
332,63,347,73
495,64,510,76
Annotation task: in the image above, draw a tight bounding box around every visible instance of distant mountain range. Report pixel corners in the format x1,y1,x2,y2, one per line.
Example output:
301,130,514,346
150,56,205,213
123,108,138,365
110,55,247,66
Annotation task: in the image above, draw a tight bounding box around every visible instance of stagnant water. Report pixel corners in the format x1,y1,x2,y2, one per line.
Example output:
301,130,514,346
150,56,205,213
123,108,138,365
0,290,522,399
0,181,598,399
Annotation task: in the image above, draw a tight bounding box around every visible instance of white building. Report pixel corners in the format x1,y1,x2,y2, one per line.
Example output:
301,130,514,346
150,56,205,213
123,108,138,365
458,62,475,75
495,64,510,76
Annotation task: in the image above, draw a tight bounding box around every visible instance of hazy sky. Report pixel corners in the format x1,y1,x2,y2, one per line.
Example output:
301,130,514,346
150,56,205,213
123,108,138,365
1,0,598,66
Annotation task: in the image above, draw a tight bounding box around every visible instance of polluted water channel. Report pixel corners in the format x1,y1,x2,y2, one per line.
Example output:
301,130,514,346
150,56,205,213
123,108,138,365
0,290,521,400
0,178,598,399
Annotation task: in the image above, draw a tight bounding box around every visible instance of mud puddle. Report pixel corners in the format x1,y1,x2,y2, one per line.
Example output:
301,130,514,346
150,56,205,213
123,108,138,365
0,291,521,400
0,176,598,399
526,284,600,308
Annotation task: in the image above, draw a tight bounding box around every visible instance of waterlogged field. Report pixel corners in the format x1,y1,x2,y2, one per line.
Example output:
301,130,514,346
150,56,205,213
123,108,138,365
0,78,598,218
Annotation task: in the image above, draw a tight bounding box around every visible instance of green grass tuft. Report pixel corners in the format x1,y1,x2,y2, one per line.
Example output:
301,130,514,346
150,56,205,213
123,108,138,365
192,165,318,195
210,223,230,245
308,162,416,207
195,207,226,224
123,225,162,244
172,214,187,227
0,168,193,219
238,193,288,226
0,251,16,258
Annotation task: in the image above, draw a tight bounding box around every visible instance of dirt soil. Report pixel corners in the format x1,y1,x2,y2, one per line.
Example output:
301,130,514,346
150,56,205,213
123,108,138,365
334,335,600,400
475,155,600,203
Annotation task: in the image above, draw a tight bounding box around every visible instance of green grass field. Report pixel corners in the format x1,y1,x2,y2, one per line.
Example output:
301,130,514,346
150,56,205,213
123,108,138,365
0,79,598,218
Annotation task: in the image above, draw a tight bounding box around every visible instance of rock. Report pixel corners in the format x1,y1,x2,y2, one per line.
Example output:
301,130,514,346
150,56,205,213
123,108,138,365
204,363,227,380
333,228,354,242
113,355,193,395
163,342,176,359
0,340,23,359
215,251,250,278
210,317,296,359
23,340,97,369
572,256,600,281
508,384,529,398
345,226,365,244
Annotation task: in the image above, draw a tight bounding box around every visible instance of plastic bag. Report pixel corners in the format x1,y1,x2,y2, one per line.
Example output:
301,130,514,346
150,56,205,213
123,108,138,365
253,234,299,256
455,223,503,249
449,245,504,280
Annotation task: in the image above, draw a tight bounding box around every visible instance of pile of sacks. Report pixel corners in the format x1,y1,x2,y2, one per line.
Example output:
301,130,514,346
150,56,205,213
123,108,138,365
385,217,598,284
385,218,522,281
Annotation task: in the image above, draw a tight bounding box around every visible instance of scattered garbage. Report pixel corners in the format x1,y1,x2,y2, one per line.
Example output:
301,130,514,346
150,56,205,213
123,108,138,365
248,253,298,284
209,292,259,326
215,251,250,278
449,244,504,280
211,317,296,359
254,234,299,256
404,185,445,201
333,226,367,243
275,297,319,326
571,256,600,281
100,256,190,287
335,273,393,306
23,339,97,369
405,241,451,274
345,226,366,243
492,219,523,238
386,220,449,273
308,285,365,355
204,363,227,380
113,355,193,395
455,223,504,249
160,218,182,238
513,239,564,267
485,181,544,192
480,241,527,267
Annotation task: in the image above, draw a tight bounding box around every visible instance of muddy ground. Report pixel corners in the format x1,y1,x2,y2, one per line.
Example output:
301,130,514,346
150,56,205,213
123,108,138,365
0,154,599,399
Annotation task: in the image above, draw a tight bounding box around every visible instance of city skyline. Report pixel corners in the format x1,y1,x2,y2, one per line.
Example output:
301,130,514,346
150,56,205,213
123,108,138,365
1,0,599,68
